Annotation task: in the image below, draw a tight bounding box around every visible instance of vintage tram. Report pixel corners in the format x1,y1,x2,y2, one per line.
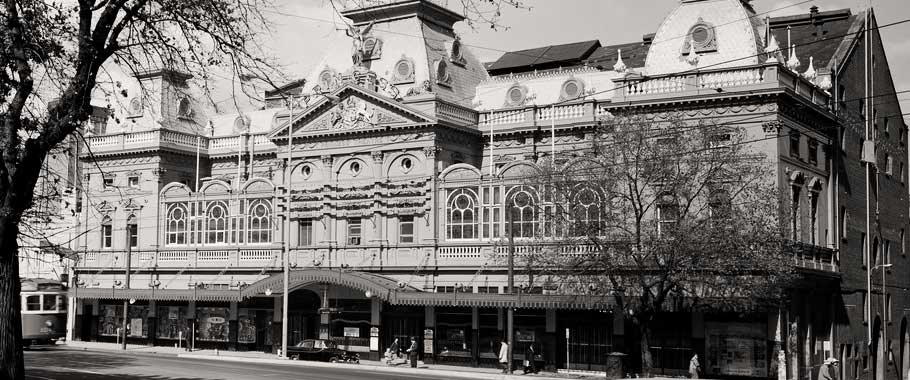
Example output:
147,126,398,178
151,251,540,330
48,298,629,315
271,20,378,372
20,278,67,347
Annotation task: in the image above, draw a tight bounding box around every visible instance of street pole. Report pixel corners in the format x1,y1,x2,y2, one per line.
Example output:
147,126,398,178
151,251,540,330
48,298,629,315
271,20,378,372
506,201,515,374
121,228,132,350
281,94,295,358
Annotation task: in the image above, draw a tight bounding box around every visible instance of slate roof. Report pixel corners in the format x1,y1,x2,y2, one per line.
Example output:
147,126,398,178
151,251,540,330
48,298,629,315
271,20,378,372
769,9,859,70
585,41,650,70
486,40,601,75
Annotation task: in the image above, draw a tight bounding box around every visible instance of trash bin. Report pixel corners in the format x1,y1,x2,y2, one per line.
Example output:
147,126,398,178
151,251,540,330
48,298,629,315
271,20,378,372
605,352,627,379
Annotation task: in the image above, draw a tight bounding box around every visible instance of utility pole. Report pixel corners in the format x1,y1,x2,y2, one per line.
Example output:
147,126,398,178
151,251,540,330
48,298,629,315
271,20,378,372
506,202,515,374
281,94,295,358
121,227,132,350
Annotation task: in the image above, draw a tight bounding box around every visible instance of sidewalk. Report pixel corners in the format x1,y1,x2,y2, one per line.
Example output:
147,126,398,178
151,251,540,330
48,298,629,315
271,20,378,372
63,341,607,380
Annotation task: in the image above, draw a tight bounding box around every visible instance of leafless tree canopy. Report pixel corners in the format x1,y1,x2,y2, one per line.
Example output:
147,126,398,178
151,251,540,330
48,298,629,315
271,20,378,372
514,113,796,372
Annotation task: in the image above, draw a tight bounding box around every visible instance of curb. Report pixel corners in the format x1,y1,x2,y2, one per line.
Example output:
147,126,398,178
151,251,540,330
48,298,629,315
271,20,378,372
178,353,576,380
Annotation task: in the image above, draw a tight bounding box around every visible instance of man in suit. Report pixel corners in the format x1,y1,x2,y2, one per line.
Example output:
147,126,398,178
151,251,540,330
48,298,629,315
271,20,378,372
407,336,419,368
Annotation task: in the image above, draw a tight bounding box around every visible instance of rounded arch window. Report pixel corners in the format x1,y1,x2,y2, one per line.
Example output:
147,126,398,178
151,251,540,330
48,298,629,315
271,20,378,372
685,20,717,53
434,60,451,86
128,97,143,117
317,69,335,91
393,57,415,83
400,157,413,173
505,85,526,107
350,161,362,176
560,79,585,101
300,164,312,179
177,98,192,118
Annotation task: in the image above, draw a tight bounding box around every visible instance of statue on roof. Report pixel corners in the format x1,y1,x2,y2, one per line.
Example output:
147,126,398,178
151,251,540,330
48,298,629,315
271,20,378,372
345,21,375,68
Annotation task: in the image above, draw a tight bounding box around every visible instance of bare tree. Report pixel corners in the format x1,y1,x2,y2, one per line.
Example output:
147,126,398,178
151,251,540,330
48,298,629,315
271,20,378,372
525,113,796,374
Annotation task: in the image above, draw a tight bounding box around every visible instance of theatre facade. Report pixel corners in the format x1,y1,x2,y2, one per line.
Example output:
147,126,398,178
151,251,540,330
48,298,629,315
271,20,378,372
67,0,910,379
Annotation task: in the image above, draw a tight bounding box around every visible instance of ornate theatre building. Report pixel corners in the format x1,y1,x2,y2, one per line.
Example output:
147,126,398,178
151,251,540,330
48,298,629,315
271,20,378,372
67,0,910,379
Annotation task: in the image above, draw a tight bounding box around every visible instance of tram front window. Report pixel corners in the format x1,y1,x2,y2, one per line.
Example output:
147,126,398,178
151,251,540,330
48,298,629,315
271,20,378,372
25,295,40,311
43,295,56,311
56,295,67,312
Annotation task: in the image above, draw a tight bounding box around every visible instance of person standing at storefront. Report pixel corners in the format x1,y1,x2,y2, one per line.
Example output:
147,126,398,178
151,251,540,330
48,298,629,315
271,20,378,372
818,357,839,380
407,336,418,368
523,343,537,374
689,353,701,379
498,337,510,374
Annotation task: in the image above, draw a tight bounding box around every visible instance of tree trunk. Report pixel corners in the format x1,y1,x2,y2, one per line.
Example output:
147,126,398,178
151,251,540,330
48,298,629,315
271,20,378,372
638,318,653,377
0,217,24,379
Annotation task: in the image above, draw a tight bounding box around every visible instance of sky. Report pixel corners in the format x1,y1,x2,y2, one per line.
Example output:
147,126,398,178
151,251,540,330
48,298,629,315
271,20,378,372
246,0,910,121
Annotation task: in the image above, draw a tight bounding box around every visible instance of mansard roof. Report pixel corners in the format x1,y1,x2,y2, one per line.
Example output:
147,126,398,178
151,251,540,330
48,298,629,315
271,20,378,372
486,40,601,75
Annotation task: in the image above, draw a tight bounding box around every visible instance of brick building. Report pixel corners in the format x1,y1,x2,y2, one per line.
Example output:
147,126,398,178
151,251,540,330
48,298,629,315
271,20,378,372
66,1,909,379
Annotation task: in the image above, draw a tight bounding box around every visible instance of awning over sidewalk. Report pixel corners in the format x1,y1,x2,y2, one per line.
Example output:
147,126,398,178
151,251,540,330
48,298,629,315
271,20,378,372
70,287,241,302
70,269,616,309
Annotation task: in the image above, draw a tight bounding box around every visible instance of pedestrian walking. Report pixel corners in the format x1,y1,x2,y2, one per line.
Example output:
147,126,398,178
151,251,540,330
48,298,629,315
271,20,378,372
818,357,839,380
523,343,537,374
499,337,510,374
689,353,701,379
407,336,418,368
386,338,400,365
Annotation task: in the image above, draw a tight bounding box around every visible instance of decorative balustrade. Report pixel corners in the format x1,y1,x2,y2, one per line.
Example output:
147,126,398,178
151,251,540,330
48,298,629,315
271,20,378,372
613,63,831,110
438,246,483,258
790,242,837,272
240,249,278,262
208,136,239,150
480,109,526,126
536,103,587,122
197,250,230,262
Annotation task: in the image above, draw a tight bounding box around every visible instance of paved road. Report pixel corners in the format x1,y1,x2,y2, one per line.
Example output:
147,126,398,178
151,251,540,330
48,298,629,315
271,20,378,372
24,348,442,380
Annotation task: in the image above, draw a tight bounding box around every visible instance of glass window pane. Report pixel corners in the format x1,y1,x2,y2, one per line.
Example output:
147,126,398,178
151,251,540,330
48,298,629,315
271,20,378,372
26,296,40,311
42,294,56,311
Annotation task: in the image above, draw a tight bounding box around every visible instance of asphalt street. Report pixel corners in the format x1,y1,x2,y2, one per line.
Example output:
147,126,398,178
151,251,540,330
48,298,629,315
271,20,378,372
24,348,449,380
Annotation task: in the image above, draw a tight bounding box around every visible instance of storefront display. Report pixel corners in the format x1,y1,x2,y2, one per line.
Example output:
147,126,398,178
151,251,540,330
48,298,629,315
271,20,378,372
127,305,149,337
706,322,768,378
157,306,188,340
98,304,121,336
196,307,230,342
237,308,256,344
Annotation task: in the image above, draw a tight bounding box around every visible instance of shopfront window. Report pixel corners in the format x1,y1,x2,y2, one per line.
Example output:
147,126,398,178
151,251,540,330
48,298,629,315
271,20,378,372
237,309,257,344
98,304,122,336
436,307,472,364
196,307,230,342
156,306,188,339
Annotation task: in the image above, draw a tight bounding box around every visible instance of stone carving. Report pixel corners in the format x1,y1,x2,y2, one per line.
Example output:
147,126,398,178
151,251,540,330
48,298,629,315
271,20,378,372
406,80,433,97
762,121,783,135
328,97,377,130
371,150,384,164
321,155,333,167
422,146,439,159
345,21,375,68
377,78,401,100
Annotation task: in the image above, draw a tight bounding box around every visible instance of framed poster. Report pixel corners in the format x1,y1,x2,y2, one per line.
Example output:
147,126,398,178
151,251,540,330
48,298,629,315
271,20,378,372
344,327,360,338
237,309,256,344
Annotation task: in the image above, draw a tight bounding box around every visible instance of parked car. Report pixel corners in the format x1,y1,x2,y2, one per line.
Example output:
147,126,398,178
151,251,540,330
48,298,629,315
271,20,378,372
287,339,359,363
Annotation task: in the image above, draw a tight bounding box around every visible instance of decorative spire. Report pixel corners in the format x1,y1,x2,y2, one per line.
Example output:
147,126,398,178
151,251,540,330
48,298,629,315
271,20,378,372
786,44,800,71
685,38,700,66
802,56,817,81
613,49,627,73
817,74,832,92
764,34,781,63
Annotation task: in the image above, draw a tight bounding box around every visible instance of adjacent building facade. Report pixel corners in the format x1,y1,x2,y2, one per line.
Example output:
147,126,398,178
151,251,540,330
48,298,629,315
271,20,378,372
66,1,910,379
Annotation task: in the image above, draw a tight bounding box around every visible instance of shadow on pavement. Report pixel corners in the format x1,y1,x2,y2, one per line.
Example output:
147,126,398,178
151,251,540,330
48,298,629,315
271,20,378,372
26,349,141,371
26,367,209,380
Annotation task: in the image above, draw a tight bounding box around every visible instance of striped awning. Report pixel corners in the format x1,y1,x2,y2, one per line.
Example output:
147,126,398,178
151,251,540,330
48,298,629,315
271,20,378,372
70,287,241,302
392,292,614,310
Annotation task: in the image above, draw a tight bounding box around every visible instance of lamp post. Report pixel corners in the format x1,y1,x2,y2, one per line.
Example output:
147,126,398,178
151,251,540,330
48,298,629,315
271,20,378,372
506,197,515,374
281,92,297,359
121,227,132,350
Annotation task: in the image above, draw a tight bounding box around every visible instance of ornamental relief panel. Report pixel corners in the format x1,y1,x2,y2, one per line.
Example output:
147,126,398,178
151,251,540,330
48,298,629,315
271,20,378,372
301,96,409,133
291,132,428,151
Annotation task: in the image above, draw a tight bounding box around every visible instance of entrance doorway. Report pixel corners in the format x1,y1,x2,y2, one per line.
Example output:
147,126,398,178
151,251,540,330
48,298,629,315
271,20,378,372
287,289,320,345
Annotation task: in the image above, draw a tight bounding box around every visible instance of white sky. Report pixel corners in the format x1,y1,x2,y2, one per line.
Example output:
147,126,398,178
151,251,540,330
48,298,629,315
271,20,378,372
247,0,910,121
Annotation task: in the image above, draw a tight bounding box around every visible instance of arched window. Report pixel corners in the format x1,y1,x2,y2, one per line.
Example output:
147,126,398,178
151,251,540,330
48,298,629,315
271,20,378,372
166,204,187,245
126,214,138,248
101,215,113,249
206,201,229,244
572,186,602,236
248,199,271,243
447,189,478,240
507,186,538,238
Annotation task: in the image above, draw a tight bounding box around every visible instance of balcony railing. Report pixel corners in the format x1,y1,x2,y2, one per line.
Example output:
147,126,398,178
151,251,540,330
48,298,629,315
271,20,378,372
76,240,838,273
84,129,277,157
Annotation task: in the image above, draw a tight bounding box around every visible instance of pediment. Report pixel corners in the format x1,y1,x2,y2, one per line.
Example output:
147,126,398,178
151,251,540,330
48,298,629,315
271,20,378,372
268,85,434,139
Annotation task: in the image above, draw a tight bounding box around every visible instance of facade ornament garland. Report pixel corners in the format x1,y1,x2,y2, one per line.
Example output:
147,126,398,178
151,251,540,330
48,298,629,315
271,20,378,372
762,121,784,135
422,146,439,159
321,155,333,167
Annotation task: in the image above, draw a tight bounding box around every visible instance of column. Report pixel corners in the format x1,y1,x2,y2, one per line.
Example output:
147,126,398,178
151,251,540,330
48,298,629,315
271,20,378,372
273,297,283,354
187,301,196,351
228,301,238,351
472,307,480,367
71,298,82,341
424,306,435,364
544,308,557,371
369,298,382,361
147,300,157,346
319,285,329,340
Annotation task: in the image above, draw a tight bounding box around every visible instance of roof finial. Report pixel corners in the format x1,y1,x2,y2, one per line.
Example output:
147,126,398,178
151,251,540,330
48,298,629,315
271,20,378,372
764,34,781,63
613,49,627,73
802,56,817,81
786,44,800,71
